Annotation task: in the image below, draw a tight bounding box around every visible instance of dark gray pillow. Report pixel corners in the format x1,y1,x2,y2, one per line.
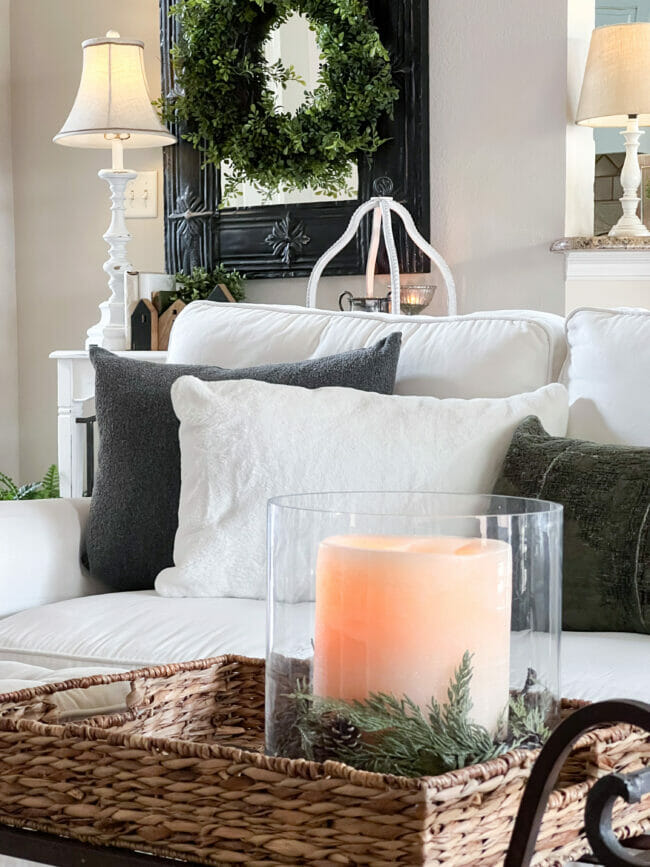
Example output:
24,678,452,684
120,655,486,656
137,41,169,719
85,335,402,590
494,415,650,634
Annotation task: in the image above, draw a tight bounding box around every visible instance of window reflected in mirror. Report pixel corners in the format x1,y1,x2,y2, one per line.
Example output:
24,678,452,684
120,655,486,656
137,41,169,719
594,1,650,233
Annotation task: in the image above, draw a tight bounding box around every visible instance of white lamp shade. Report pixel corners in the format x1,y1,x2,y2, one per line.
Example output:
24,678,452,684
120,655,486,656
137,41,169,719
54,32,176,148
577,22,650,127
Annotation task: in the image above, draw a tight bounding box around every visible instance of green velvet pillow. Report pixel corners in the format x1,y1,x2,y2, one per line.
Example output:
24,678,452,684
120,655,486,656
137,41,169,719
494,416,650,634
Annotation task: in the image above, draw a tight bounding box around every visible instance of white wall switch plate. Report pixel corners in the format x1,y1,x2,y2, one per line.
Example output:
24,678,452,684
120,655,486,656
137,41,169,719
125,171,158,219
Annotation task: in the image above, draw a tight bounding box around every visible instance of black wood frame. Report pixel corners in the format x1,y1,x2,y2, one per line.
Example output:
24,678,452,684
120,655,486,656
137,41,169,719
159,0,430,279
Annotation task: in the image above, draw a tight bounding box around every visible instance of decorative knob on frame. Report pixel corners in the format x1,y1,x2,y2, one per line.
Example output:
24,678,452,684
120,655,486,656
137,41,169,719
372,176,394,197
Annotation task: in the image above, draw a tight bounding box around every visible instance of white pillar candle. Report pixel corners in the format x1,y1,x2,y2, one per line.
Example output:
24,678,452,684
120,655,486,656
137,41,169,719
313,535,512,733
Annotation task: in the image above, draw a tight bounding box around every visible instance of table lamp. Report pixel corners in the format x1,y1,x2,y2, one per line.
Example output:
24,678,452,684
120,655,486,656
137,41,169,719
54,31,176,349
577,22,650,237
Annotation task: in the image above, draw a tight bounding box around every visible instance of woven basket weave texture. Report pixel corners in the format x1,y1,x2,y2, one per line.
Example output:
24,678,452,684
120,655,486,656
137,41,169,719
0,655,647,866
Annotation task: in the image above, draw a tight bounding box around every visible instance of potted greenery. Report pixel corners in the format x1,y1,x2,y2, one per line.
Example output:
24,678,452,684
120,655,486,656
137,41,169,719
0,466,60,501
172,265,246,305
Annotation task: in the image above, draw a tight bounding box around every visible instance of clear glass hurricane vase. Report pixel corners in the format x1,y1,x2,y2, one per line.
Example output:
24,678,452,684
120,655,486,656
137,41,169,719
266,492,562,778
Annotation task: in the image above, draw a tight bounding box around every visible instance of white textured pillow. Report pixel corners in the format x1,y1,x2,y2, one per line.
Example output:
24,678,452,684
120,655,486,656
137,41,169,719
156,379,569,599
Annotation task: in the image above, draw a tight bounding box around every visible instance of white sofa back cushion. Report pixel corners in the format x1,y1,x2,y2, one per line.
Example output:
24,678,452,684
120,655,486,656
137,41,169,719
167,302,567,399
156,378,569,599
563,307,650,446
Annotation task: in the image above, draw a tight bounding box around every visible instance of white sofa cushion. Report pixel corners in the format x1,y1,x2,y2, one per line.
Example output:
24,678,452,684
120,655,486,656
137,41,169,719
0,592,647,705
156,378,568,599
168,302,567,398
0,592,268,670
0,498,107,617
561,631,650,703
563,307,650,446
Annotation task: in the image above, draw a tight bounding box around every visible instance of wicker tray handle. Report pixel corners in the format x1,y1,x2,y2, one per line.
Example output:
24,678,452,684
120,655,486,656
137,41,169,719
124,658,239,709
0,696,60,724
125,676,155,713
0,659,236,728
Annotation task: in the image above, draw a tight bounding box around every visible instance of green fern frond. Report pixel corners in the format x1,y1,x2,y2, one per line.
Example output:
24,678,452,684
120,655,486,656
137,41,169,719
0,465,60,500
40,465,60,499
0,471,18,499
16,483,43,500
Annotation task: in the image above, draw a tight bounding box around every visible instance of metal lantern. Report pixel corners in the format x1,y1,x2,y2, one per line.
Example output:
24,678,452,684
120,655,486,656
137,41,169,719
306,178,457,316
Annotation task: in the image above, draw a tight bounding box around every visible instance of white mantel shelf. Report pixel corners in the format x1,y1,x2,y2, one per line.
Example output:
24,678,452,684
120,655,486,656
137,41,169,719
551,236,650,302
551,236,650,251
552,236,650,279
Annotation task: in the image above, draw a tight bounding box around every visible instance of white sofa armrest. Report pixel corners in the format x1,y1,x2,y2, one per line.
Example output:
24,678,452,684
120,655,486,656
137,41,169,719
0,498,108,617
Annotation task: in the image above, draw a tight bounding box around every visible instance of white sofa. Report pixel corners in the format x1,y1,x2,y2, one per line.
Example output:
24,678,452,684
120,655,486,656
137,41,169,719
0,302,649,708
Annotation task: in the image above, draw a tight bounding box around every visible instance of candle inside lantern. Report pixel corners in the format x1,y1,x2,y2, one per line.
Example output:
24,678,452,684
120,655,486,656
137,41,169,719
313,535,512,733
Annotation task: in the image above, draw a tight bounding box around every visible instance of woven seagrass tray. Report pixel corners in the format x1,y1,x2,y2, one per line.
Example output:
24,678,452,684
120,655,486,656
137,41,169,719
0,654,648,867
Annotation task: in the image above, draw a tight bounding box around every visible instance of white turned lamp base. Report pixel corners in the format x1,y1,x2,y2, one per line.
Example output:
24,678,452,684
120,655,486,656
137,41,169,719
609,116,650,238
85,137,137,350
53,31,177,348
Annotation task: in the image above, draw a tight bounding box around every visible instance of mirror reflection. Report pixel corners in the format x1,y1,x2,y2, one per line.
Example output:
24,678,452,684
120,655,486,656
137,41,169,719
594,0,650,233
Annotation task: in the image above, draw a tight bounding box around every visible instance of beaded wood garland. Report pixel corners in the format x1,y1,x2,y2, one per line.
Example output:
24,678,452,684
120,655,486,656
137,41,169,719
162,0,399,201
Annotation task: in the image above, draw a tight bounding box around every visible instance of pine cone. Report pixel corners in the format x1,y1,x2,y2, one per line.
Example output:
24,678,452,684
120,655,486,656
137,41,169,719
314,713,361,761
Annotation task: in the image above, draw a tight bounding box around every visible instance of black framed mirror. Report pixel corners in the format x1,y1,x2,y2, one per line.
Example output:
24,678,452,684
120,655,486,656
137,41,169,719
159,0,430,279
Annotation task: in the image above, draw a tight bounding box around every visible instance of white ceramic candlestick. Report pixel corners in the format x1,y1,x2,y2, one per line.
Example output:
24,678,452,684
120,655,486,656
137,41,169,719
86,138,137,349
610,115,650,238
365,206,382,297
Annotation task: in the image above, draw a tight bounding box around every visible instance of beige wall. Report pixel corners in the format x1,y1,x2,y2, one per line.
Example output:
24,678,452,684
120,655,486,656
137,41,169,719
566,279,650,313
424,0,569,314
11,0,164,481
0,0,19,480
566,0,595,236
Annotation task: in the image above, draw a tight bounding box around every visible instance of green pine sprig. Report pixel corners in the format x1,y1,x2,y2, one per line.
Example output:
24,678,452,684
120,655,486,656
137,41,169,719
289,653,552,778
508,693,551,748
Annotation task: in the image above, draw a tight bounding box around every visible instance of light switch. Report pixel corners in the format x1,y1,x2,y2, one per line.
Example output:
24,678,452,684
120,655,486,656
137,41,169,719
125,171,158,219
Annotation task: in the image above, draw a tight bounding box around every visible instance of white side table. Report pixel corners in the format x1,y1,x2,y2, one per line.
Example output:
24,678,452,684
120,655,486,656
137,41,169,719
50,350,167,498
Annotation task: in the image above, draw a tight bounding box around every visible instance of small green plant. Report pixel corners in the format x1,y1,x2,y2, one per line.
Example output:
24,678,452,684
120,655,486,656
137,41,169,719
286,654,552,778
0,465,60,501
172,265,246,305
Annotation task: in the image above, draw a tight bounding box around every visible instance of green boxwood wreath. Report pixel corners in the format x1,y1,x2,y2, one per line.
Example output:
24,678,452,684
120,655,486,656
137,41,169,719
162,0,399,202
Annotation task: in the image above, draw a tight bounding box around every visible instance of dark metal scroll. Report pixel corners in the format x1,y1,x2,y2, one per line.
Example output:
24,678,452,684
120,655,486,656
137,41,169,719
504,700,650,867
586,769,650,865
75,415,96,497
